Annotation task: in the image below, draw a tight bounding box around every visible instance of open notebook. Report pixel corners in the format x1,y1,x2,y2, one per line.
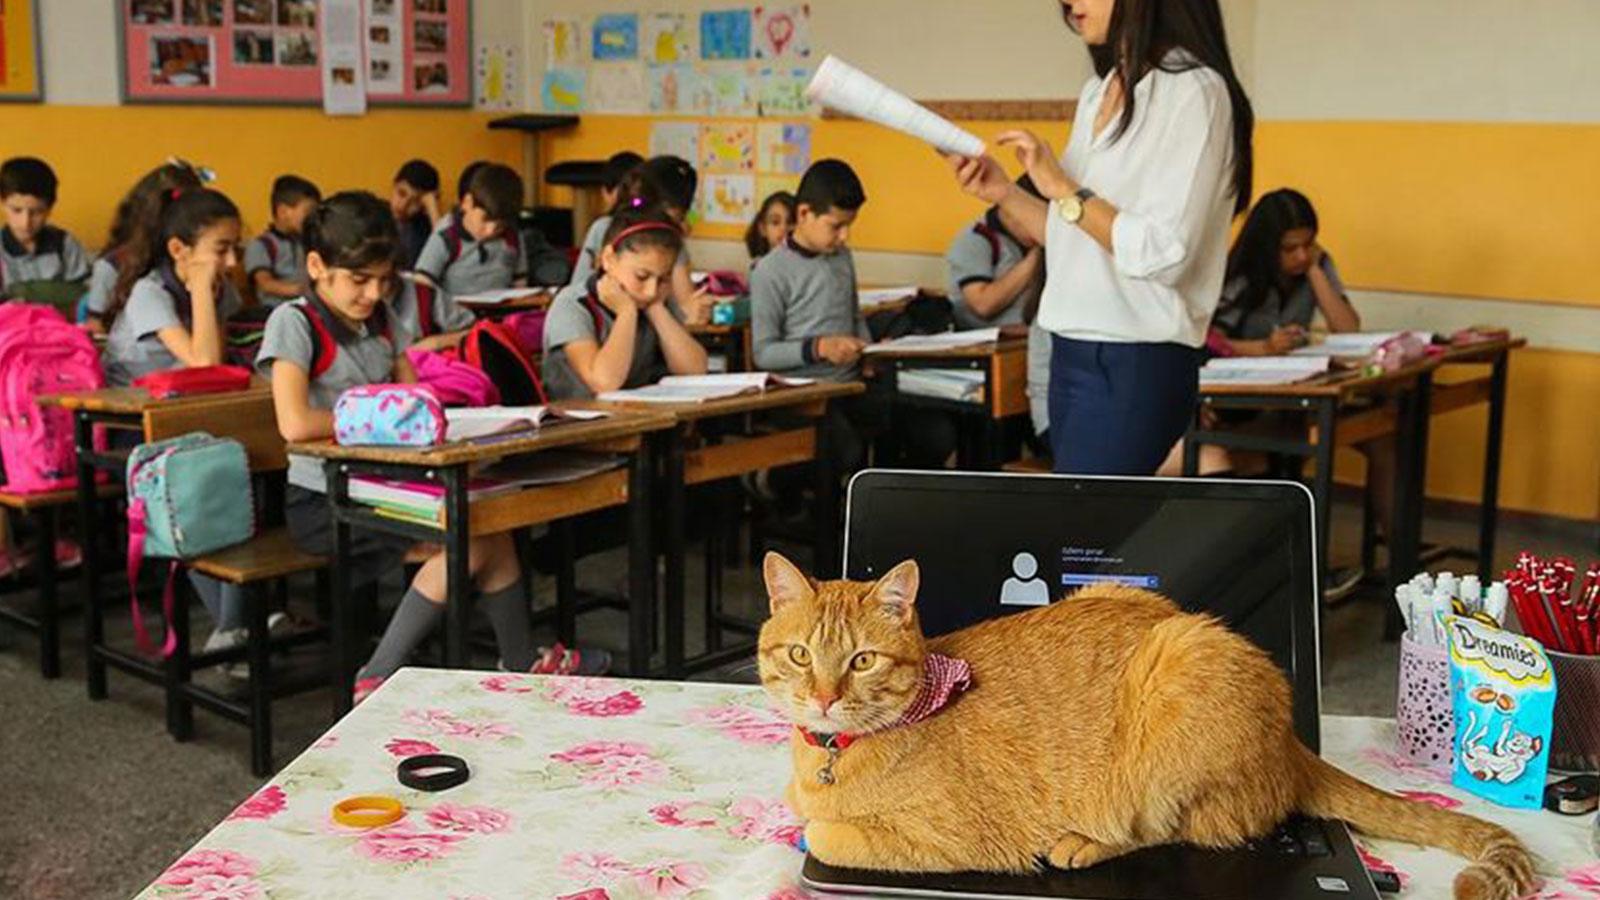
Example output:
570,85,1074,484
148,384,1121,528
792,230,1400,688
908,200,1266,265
1290,330,1434,358
597,372,815,404
858,285,919,308
453,288,549,306
1199,355,1332,386
864,327,1000,355
443,406,607,442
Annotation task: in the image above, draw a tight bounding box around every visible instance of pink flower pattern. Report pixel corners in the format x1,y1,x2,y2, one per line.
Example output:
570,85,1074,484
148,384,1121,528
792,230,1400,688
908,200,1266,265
157,850,258,886
545,678,645,718
226,785,286,822
556,891,613,900
356,825,466,863
400,708,517,741
580,754,671,790
424,803,512,834
1566,862,1600,892
384,737,441,757
1358,747,1448,784
179,873,265,900
649,801,720,829
687,703,791,745
559,851,635,883
479,673,536,694
629,860,709,898
727,796,805,847
551,741,652,766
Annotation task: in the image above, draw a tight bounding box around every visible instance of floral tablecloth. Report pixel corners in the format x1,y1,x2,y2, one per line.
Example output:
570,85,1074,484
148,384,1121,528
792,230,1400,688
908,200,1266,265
137,669,1598,900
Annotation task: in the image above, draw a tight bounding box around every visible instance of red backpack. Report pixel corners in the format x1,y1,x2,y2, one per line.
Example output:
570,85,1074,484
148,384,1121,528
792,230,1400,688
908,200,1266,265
459,320,546,406
296,299,393,379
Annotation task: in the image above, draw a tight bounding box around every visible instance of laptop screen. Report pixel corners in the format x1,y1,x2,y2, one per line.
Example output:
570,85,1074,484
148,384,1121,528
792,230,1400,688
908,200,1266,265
843,471,1321,747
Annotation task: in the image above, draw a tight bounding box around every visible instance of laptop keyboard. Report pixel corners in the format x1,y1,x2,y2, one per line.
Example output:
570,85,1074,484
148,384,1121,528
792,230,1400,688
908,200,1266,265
1245,818,1333,857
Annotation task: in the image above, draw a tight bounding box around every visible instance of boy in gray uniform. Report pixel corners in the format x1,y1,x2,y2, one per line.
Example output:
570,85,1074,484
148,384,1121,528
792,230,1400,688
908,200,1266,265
944,175,1045,330
387,274,474,352
0,157,91,310
414,163,528,296
243,175,320,305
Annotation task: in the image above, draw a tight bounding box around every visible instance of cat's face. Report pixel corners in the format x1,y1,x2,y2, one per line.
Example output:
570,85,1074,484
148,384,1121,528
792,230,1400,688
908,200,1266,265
757,553,928,735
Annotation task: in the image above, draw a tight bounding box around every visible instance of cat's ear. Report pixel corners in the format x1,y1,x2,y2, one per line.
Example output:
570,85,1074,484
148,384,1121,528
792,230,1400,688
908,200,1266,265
764,552,815,613
871,559,920,625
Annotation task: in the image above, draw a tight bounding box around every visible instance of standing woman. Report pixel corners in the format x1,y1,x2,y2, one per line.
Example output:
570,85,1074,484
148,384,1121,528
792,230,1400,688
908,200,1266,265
949,0,1253,474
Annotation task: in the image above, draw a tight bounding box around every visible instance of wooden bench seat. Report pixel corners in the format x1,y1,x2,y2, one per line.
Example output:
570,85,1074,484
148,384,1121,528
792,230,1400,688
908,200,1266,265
187,528,327,584
0,482,120,511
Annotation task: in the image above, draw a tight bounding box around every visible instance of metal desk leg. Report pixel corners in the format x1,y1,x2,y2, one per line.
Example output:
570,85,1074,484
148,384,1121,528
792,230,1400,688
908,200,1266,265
1478,351,1509,582
1311,398,1338,595
77,412,106,700
1181,408,1202,477
36,506,60,679
165,575,194,740
442,466,471,668
814,409,840,579
554,520,577,647
662,431,687,678
328,461,355,719
246,582,273,777
626,441,656,676
1386,374,1434,640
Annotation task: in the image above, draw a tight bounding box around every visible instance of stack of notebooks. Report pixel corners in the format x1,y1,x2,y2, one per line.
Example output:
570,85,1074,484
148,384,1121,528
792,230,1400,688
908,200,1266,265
896,369,985,404
597,372,813,404
1199,355,1332,386
348,450,627,526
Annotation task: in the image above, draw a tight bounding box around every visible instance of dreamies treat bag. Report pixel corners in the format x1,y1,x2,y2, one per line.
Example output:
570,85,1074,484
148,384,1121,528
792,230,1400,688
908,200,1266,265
1447,616,1556,809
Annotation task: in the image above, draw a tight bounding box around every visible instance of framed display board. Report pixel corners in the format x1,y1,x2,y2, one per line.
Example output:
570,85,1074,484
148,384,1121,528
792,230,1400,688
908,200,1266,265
0,0,44,102
119,0,471,106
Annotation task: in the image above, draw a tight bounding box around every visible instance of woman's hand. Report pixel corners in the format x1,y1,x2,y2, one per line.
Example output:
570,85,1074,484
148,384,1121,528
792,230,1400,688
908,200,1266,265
1266,324,1306,355
997,130,1073,199
944,152,1013,206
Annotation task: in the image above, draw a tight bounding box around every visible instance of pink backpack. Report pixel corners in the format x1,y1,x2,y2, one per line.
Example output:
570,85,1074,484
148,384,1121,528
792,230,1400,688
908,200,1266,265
0,302,105,493
503,310,547,356
406,348,500,407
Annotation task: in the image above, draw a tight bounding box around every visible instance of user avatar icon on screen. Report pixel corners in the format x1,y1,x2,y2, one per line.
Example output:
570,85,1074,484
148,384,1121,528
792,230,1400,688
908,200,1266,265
1000,552,1050,607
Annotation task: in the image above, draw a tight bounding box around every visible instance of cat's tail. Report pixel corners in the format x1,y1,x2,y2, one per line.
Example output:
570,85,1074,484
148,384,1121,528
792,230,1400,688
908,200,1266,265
1295,744,1534,900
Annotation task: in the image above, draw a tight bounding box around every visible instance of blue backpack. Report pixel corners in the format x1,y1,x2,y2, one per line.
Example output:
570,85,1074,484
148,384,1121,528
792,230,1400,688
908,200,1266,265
126,432,255,656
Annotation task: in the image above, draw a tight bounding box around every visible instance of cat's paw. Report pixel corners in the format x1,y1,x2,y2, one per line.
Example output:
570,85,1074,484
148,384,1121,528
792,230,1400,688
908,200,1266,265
1048,833,1127,870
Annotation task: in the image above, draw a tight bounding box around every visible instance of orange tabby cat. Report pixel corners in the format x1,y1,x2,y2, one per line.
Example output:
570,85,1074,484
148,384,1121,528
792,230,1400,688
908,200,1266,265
756,553,1535,900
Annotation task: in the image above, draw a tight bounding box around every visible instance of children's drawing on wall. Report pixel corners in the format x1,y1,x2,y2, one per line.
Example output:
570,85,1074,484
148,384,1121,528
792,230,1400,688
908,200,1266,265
650,122,701,163
645,12,694,65
648,64,695,114
700,9,752,60
701,123,756,173
541,68,585,113
757,122,811,175
593,13,639,62
543,17,582,68
754,5,810,60
702,174,756,225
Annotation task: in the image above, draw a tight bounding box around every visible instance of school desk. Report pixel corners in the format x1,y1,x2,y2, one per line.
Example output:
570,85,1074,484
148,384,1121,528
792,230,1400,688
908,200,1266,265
287,409,675,717
687,320,753,372
871,334,1031,469
38,385,275,702
458,289,554,319
135,667,1595,900
595,380,866,678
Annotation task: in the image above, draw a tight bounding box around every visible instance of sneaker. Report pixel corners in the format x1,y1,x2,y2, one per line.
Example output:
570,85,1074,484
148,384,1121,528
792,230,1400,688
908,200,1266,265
1322,566,1366,606
203,627,248,654
530,642,612,676
53,539,83,571
221,613,294,680
352,676,386,705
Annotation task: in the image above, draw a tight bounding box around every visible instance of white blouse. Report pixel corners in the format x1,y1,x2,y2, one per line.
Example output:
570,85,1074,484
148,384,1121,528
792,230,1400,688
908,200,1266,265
1035,54,1238,349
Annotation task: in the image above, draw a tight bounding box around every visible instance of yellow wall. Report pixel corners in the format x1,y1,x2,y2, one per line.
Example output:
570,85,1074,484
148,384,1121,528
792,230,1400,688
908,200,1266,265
0,105,524,247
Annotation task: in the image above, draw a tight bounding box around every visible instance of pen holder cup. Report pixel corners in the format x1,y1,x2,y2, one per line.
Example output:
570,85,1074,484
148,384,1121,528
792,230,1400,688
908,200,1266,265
1548,649,1600,774
1397,634,1454,769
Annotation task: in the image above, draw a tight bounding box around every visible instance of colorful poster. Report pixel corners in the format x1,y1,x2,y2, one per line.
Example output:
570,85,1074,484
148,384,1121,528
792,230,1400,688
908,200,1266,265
0,0,42,101
592,13,639,61
643,12,693,65
650,122,701,163
700,123,756,173
757,122,811,175
365,0,404,95
756,174,802,206
541,67,585,113
475,44,521,111
692,64,755,117
702,174,757,225
757,67,810,116
754,5,811,60
647,63,695,114
700,10,752,61
320,0,366,115
542,17,582,68
587,62,646,114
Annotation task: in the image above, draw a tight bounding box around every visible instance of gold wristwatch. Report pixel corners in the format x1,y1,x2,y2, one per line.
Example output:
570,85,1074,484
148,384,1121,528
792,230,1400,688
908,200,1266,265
1057,187,1097,225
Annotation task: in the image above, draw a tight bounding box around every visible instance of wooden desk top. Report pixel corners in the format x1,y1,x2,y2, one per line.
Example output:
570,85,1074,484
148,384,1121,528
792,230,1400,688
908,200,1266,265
687,322,747,337
288,408,675,467
867,336,1029,362
1199,336,1524,400
588,380,864,423
461,290,555,313
39,384,273,415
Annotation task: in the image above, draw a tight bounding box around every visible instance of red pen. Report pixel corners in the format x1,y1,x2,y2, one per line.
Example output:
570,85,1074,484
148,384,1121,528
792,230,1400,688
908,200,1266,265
1545,576,1582,653
1509,576,1559,648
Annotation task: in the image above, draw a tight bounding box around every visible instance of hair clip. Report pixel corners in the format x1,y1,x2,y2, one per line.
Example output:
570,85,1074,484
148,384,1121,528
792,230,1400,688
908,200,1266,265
629,196,644,208
165,156,216,184
169,188,184,200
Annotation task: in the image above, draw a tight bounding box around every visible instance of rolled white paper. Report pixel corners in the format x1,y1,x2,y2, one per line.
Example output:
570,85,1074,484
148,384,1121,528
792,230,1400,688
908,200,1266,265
806,55,985,157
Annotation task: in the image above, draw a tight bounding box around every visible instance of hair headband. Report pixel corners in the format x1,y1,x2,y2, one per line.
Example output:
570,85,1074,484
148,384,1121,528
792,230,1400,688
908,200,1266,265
609,221,681,250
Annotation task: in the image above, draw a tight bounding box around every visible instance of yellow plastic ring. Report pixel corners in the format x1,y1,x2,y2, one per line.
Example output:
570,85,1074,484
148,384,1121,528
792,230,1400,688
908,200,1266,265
331,794,405,828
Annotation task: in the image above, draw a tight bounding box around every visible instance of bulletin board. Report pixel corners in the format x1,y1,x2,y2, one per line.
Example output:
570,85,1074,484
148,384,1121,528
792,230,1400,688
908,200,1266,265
0,0,44,102
119,0,471,106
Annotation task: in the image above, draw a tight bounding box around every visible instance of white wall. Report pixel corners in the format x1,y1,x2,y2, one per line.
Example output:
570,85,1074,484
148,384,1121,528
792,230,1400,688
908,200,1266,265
1251,0,1600,123
36,0,530,108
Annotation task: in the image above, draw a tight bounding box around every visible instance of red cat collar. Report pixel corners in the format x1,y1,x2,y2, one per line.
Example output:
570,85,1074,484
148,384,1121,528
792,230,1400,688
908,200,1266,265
797,653,972,785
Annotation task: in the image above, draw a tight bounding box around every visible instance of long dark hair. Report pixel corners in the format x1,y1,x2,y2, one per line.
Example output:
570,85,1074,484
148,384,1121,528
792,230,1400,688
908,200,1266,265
103,162,205,265
744,191,795,259
1067,0,1254,213
108,188,240,328
1222,188,1318,316
304,191,400,272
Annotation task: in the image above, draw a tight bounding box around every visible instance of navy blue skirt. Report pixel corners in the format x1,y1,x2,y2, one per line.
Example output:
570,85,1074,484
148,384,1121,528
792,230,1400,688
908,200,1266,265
1048,335,1200,476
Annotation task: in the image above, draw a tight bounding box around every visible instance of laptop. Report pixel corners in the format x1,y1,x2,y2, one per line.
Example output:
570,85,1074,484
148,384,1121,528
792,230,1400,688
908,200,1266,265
801,470,1380,900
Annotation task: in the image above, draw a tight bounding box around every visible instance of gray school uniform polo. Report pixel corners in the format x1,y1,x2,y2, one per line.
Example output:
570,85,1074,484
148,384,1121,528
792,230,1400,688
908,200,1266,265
387,277,475,351
945,214,1038,331
541,278,677,401
749,237,869,383
242,229,309,303
257,297,399,492
413,213,528,296
0,225,91,289
1212,255,1347,341
1026,323,1052,438
84,256,119,317
103,267,244,386
569,214,693,289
